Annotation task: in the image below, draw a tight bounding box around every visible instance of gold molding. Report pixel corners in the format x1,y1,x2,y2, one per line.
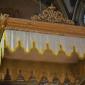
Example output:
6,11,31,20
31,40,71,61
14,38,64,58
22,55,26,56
0,14,9,29
5,17,85,38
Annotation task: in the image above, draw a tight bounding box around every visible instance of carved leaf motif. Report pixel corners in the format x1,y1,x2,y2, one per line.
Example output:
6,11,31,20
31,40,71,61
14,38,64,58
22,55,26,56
31,4,74,25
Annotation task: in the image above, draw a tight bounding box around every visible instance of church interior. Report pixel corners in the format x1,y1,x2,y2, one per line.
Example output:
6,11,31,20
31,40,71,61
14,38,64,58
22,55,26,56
0,0,85,85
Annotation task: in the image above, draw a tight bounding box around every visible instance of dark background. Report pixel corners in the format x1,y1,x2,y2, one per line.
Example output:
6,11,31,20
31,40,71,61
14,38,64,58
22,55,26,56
0,0,77,19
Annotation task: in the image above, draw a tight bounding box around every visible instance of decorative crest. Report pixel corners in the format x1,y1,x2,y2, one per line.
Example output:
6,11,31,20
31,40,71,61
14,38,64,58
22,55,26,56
31,4,74,25
0,13,9,28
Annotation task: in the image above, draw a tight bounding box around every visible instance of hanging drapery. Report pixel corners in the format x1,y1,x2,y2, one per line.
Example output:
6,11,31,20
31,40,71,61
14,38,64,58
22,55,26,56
1,28,85,59
0,32,4,64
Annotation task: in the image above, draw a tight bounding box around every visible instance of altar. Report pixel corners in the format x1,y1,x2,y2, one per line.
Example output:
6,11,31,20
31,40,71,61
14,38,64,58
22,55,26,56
0,5,85,85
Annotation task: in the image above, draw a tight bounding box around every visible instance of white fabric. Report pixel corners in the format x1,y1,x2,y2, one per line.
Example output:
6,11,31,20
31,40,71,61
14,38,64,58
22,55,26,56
1,28,85,58
0,33,5,64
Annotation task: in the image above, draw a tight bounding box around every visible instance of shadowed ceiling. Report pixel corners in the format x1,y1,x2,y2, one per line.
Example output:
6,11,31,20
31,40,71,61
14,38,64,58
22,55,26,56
0,0,78,19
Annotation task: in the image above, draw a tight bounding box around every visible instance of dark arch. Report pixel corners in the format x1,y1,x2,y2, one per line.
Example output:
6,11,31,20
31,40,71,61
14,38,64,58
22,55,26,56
78,6,85,26
73,0,85,26
83,11,85,24
41,0,54,6
70,0,77,7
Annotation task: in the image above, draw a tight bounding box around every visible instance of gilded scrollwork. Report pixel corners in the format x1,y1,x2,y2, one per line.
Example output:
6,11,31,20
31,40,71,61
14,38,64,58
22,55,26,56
31,4,74,25
0,13,9,29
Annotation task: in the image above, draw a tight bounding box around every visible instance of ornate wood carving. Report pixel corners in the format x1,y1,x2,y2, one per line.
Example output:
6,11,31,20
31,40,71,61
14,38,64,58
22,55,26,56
0,14,8,29
31,4,74,25
0,13,85,37
6,17,85,38
0,14,9,42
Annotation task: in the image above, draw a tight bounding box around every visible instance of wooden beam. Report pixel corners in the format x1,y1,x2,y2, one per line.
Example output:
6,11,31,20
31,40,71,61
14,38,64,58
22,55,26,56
5,17,85,38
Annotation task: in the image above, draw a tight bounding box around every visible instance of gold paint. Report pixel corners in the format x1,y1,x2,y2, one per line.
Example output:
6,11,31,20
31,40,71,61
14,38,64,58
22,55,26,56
1,42,85,82
1,30,85,63
0,58,84,83
5,17,85,38
0,13,85,83
31,4,74,25
3,38,85,60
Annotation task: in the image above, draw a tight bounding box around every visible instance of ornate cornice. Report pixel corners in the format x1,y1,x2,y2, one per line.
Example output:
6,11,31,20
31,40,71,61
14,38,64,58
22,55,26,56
0,14,9,29
0,14,9,42
0,13,85,37
31,4,74,25
5,17,85,38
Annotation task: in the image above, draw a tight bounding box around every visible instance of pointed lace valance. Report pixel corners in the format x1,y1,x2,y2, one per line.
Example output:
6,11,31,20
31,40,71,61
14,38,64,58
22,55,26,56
1,29,85,58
